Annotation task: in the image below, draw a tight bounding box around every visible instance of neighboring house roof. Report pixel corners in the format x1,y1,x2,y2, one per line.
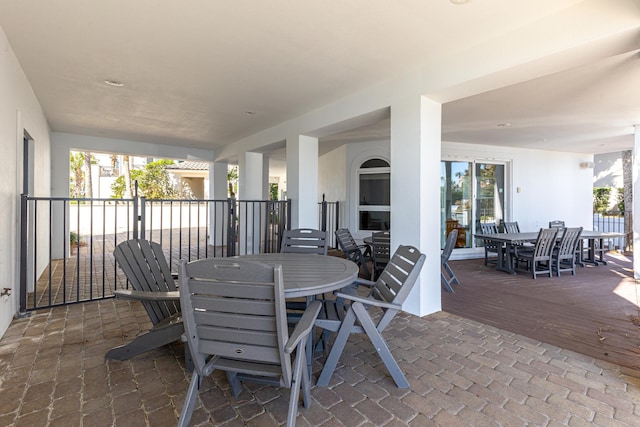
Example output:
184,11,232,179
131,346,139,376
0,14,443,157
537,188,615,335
166,162,209,171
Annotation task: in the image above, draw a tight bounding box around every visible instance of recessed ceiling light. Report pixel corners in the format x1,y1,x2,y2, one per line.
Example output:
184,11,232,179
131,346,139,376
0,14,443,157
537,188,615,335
496,123,511,127
450,0,470,4
104,80,124,87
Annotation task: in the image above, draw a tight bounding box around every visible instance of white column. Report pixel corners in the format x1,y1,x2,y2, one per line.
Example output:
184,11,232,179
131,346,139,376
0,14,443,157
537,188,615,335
238,152,264,254
239,152,264,200
286,135,318,228
209,161,228,248
633,126,640,279
263,154,270,200
390,95,442,316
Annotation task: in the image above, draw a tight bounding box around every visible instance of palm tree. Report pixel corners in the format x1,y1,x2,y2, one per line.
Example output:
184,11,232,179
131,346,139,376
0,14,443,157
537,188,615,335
83,152,93,198
622,150,632,252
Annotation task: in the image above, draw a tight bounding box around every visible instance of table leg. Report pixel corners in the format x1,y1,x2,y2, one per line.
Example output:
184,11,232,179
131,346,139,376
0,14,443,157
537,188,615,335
494,242,517,274
583,238,604,266
576,239,585,267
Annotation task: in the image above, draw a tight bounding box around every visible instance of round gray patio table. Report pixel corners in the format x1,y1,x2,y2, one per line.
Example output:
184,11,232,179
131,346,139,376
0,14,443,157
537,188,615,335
235,253,359,298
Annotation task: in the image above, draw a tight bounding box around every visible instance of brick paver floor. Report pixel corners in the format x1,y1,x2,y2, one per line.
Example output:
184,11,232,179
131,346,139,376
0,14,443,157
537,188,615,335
1,299,639,426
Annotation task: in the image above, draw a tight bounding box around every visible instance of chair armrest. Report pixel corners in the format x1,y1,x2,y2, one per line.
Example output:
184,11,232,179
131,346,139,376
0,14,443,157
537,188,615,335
113,289,180,301
353,278,375,288
333,291,401,311
285,300,322,354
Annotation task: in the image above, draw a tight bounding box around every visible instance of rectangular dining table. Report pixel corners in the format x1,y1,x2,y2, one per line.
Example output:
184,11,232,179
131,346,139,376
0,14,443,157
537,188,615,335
474,230,624,274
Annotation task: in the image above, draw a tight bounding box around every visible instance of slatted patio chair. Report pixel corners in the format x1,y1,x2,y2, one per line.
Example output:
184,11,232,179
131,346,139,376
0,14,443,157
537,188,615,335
106,239,187,364
480,223,500,266
503,221,520,233
315,245,425,389
549,220,565,228
335,228,370,277
552,227,583,276
177,258,321,427
280,228,328,255
280,228,329,316
513,228,559,278
441,228,459,293
370,231,391,281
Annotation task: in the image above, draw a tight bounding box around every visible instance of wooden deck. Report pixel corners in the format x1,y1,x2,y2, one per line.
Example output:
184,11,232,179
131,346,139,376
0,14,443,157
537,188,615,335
442,251,640,375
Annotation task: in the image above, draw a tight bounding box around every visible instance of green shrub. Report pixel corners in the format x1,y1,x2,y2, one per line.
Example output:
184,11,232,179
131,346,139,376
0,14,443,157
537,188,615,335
593,187,611,213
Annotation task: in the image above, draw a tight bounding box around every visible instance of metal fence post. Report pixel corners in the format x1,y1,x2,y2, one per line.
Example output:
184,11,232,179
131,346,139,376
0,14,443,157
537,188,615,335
132,182,139,239
227,197,236,256
320,194,328,232
18,194,29,317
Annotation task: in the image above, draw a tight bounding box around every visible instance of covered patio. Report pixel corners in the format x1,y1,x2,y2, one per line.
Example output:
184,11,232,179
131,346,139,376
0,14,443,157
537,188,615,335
1,253,639,426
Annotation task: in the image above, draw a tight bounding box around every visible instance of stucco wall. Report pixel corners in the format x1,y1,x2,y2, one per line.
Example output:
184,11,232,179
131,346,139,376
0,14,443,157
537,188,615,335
0,27,51,337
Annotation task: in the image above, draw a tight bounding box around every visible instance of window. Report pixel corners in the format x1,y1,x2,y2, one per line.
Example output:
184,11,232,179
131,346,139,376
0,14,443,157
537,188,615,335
358,159,390,231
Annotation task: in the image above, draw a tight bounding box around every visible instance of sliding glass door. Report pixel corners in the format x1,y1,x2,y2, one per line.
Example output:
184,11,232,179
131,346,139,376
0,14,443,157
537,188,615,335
440,160,507,249
475,162,505,228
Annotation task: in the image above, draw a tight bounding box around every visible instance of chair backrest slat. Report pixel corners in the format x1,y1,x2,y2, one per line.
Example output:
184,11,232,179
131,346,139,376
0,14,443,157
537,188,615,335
281,228,328,255
114,239,179,325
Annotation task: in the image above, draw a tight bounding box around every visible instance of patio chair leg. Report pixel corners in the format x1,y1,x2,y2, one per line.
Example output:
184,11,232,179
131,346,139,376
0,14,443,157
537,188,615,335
177,372,201,427
316,308,358,387
351,302,409,389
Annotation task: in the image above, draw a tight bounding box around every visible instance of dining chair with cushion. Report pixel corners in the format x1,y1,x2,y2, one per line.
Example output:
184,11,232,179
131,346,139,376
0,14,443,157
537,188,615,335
314,245,425,389
280,228,328,255
370,231,391,281
553,226,583,276
513,228,559,278
178,258,322,427
479,223,500,266
335,228,370,277
441,228,459,293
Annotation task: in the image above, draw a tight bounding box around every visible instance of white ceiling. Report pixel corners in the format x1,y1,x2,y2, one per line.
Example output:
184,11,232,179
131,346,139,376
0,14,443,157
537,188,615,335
1,0,639,157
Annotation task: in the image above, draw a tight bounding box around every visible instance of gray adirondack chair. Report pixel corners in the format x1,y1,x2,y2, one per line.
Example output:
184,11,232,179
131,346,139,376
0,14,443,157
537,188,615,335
441,228,459,293
106,239,186,363
178,258,321,427
553,227,583,276
281,228,328,254
315,245,425,388
335,228,370,277
370,231,391,281
514,228,559,278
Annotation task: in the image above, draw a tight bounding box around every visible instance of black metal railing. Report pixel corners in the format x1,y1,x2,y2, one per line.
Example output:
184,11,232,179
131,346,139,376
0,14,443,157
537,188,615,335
593,211,626,250
19,195,291,313
318,197,340,247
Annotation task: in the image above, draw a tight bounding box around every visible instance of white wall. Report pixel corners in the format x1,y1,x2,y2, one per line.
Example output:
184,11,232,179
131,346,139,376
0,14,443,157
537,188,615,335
594,152,623,189
318,145,348,229
0,27,52,338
